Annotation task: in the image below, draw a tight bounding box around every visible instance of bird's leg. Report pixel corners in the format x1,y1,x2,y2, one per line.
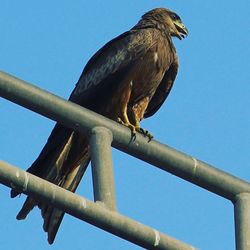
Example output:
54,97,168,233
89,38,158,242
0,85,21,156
113,81,138,139
116,107,137,139
127,111,153,141
133,118,153,141
128,101,154,141
117,117,136,139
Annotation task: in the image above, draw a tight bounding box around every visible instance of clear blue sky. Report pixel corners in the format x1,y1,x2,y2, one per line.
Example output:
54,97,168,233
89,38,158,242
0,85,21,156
1,1,250,249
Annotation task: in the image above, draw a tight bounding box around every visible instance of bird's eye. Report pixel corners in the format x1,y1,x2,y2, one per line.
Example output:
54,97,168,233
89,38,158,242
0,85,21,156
171,13,180,21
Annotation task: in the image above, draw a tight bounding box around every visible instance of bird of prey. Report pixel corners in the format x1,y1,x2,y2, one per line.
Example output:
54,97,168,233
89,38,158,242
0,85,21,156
11,8,188,244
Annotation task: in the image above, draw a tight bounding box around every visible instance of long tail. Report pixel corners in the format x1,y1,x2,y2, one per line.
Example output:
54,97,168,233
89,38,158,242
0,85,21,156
10,123,91,244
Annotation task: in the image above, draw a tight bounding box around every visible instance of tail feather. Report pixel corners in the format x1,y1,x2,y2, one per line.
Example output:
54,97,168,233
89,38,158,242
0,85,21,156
42,152,90,244
10,124,72,198
41,154,89,244
16,197,37,220
46,209,64,244
11,123,91,244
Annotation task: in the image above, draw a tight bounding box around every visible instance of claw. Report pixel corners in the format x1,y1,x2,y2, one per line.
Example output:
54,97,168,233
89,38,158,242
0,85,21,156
130,129,136,141
138,128,153,142
117,117,124,124
117,118,153,142
117,117,136,141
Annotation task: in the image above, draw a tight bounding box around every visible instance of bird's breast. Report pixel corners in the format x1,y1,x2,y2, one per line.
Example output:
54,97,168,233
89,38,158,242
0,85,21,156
129,45,171,103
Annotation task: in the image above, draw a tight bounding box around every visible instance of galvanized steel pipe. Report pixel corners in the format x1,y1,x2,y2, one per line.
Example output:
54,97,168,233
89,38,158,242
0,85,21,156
90,126,116,210
0,160,196,250
234,193,250,250
1,71,249,202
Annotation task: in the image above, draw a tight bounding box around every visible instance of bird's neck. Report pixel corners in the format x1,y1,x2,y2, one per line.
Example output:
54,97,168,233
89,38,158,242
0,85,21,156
132,19,172,40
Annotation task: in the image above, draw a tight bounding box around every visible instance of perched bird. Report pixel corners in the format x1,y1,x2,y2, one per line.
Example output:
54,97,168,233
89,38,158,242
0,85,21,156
11,8,188,244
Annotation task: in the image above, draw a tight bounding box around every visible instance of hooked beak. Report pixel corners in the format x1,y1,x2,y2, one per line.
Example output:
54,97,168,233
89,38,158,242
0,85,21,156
173,20,188,40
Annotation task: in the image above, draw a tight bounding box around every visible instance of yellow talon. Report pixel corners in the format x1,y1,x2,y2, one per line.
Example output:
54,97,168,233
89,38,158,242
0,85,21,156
138,127,153,142
117,117,152,141
117,117,136,140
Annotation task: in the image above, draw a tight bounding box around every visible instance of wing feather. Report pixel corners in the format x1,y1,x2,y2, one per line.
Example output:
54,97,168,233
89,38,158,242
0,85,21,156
70,29,157,100
144,57,179,118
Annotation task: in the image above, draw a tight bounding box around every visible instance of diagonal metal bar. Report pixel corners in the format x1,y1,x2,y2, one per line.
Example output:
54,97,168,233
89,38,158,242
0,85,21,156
90,126,116,210
1,71,249,202
0,160,197,250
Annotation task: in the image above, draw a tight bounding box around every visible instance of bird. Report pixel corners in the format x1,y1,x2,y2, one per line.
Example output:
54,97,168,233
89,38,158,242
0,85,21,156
10,7,188,244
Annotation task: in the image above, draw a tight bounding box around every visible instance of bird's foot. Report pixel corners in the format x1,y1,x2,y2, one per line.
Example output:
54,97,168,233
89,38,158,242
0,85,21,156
117,117,136,140
117,118,153,141
137,127,153,142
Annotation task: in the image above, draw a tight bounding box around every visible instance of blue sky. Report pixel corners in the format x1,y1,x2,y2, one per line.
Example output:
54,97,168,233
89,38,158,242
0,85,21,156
1,1,250,249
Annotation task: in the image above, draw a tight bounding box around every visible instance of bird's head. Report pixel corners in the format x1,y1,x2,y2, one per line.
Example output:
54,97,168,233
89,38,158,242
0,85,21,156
139,8,188,40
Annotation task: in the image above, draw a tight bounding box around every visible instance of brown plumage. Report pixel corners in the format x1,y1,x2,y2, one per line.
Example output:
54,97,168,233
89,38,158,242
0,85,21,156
11,8,188,244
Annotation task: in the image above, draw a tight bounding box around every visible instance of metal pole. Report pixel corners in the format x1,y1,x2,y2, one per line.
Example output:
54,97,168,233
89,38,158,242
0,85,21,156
90,126,116,210
234,193,250,250
0,160,197,250
0,71,250,200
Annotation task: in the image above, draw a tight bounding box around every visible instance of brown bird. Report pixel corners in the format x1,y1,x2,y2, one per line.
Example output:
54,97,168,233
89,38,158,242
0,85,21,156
11,8,188,244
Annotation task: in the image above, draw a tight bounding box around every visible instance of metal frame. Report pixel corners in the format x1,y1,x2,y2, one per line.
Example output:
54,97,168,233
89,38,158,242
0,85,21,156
0,71,249,249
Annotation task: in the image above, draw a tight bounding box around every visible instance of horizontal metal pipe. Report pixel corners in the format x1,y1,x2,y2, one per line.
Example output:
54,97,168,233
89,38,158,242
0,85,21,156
0,160,196,250
0,71,250,201
234,193,250,250
90,126,116,210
